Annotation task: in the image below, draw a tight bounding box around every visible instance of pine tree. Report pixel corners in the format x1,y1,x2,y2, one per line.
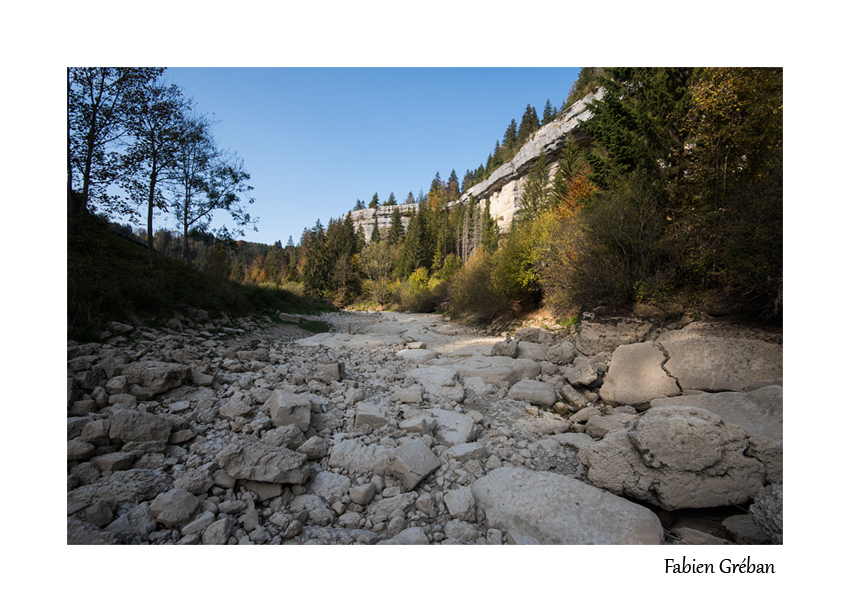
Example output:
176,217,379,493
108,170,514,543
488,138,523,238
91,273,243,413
368,193,380,209
517,104,540,143
542,99,555,124
386,191,398,206
301,220,331,297
447,169,460,200
388,206,405,244
370,214,381,243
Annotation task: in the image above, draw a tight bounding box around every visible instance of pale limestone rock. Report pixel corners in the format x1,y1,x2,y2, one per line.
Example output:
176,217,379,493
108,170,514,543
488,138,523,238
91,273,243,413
444,487,476,521
354,401,394,430
328,439,392,476
264,389,312,432
150,488,200,528
599,342,680,405
67,469,171,515
406,366,465,403
120,361,190,395
471,467,663,544
215,438,309,484
579,406,766,510
660,337,782,392
108,409,172,451
507,379,557,407
388,439,442,490
425,408,476,446
349,483,376,506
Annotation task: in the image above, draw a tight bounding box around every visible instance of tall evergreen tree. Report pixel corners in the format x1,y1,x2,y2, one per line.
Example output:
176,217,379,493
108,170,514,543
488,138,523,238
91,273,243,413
502,119,518,151
386,191,398,206
301,220,331,297
542,99,555,124
370,213,382,243
517,104,540,143
388,206,405,244
368,192,380,209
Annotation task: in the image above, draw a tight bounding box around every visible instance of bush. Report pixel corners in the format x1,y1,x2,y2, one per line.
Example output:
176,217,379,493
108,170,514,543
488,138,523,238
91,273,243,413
446,249,510,320
395,268,447,312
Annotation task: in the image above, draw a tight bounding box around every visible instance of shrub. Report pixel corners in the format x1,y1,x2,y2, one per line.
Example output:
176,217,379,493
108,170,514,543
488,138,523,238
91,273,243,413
446,249,510,320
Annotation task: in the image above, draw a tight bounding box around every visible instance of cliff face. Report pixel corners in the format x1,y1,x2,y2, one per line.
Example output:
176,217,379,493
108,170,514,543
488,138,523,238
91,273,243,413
349,89,603,240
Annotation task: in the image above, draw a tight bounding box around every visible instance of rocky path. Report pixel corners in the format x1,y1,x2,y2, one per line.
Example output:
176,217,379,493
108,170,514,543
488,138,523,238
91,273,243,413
67,308,783,545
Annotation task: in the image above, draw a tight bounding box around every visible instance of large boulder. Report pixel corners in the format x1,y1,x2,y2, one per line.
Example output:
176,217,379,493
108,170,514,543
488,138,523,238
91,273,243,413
470,467,663,544
579,406,765,510
599,342,680,405
650,385,783,483
659,337,782,392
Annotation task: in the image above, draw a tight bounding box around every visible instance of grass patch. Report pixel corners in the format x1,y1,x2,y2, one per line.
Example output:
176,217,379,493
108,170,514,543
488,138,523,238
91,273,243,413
68,214,336,341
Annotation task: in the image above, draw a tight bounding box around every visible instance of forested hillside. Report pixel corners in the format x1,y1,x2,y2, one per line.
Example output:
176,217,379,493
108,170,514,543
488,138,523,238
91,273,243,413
68,67,782,332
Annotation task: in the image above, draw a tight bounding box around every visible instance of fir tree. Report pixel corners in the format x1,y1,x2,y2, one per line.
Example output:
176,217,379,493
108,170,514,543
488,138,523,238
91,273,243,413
370,214,381,243
517,104,540,143
368,192,380,209
542,99,555,124
386,191,397,206
388,206,405,244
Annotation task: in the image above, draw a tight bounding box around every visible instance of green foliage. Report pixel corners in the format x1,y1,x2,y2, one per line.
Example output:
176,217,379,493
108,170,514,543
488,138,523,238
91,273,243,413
446,249,511,321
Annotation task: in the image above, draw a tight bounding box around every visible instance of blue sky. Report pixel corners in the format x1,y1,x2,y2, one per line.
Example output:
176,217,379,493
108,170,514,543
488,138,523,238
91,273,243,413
160,67,581,246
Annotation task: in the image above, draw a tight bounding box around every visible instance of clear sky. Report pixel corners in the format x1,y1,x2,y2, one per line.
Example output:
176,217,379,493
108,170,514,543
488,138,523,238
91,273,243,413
159,67,581,246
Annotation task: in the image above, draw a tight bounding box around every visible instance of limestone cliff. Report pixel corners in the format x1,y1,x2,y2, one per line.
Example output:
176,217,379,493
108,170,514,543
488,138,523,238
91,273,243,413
349,88,604,240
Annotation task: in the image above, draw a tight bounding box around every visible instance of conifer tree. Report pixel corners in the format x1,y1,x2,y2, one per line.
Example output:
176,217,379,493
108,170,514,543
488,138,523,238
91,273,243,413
517,104,540,143
368,193,380,209
386,191,398,206
388,206,405,244
370,214,381,243
542,99,555,124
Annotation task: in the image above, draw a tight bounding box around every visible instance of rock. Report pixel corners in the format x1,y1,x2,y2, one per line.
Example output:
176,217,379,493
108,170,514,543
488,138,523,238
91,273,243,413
150,488,200,528
89,452,137,472
387,439,442,490
397,349,439,362
120,361,190,395
393,385,424,404
722,514,772,544
264,424,307,450
173,468,214,495
290,494,335,526
202,516,235,545
563,354,599,387
513,327,555,345
749,483,783,544
490,338,518,358
108,409,173,451
470,467,663,544
583,414,639,440
650,385,782,444
445,442,488,463
579,406,766,510
444,487,476,521
379,526,430,545
68,439,96,461
313,362,345,382
215,438,309,484
182,511,216,536
515,342,548,361
660,337,782,392
425,409,476,446
85,500,114,528
671,526,732,545
264,390,312,432
440,356,540,386
406,366,465,403
68,517,118,544
507,380,557,407
308,471,351,503
354,401,394,430
575,317,653,355
443,519,480,543
599,342,680,405
569,406,600,424
328,439,392,477
219,394,254,419
399,414,436,436
349,483,377,506
546,342,578,365
68,469,171,515
551,432,596,451
559,382,587,407
297,436,329,460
